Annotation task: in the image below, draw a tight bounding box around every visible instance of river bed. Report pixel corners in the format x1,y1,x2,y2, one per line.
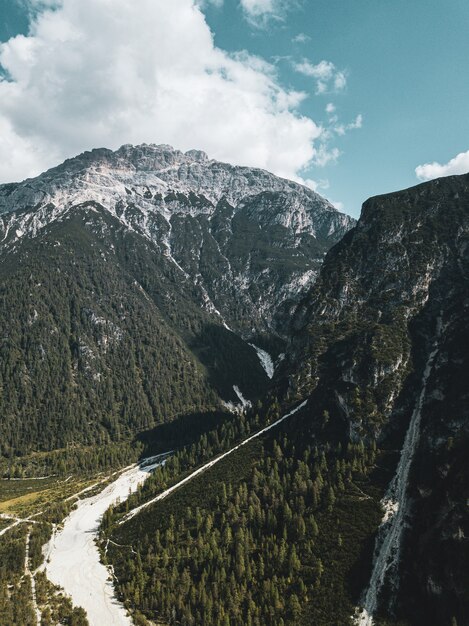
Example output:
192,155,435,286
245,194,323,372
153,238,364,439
44,456,164,626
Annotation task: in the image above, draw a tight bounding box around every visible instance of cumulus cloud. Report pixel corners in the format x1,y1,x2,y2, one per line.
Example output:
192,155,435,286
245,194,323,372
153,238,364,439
293,58,347,94
415,150,469,181
0,0,327,184
0,116,54,182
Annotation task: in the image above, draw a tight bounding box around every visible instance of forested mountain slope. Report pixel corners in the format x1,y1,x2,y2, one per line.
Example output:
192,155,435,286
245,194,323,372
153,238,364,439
283,172,469,625
2,143,467,626
0,144,353,457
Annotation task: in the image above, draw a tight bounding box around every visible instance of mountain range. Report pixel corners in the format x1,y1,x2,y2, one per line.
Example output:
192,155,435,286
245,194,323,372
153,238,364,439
0,145,467,626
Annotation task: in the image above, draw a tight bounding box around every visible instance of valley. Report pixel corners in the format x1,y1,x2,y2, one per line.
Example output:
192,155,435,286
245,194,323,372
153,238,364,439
0,147,467,626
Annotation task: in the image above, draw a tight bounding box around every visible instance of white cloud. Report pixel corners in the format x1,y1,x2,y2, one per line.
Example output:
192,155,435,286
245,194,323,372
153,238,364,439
196,0,224,8
334,71,347,91
239,0,297,27
295,59,335,80
19,0,61,8
312,145,341,167
334,113,362,136
302,177,329,192
0,0,329,183
240,0,275,23
0,116,55,182
415,150,469,181
241,0,273,12
302,178,319,191
293,58,347,95
292,33,310,44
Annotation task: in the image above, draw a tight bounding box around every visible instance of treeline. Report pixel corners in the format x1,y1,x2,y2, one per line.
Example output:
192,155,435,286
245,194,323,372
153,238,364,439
0,525,35,626
35,572,89,626
0,525,87,626
0,211,268,459
0,235,218,456
0,440,145,479
0,503,89,625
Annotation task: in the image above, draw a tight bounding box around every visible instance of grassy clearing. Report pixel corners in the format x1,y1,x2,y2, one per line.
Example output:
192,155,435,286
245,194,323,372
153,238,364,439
0,473,112,518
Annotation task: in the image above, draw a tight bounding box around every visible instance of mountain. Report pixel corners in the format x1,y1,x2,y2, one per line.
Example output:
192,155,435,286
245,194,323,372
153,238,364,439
0,144,353,335
104,173,469,626
2,143,467,625
0,144,354,456
283,173,469,625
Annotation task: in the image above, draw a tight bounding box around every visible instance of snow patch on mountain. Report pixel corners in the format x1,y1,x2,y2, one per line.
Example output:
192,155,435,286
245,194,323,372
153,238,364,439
249,344,275,379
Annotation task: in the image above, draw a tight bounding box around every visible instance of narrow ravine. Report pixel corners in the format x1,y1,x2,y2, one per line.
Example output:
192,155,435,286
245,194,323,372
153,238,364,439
43,455,166,626
355,319,442,625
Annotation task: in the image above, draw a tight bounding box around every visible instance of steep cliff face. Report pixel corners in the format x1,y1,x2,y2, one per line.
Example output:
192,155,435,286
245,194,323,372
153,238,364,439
400,298,469,626
0,143,353,335
288,174,469,436
284,173,469,625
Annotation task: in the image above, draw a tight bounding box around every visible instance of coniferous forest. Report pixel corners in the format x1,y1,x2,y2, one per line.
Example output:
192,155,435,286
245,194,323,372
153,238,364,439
101,399,384,626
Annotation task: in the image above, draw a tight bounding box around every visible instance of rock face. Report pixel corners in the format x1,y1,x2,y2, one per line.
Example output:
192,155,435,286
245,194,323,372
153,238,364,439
0,143,353,335
284,173,469,625
0,144,354,455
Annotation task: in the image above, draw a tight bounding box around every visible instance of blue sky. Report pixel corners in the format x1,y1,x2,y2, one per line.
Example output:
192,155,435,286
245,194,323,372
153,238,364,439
204,0,469,214
1,0,468,217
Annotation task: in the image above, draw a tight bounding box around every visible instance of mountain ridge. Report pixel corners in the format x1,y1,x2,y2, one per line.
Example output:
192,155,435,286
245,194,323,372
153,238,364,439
279,170,469,624
0,142,352,226
0,143,354,335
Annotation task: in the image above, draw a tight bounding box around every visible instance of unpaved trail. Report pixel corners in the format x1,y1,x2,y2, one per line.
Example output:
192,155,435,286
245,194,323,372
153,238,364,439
25,530,41,625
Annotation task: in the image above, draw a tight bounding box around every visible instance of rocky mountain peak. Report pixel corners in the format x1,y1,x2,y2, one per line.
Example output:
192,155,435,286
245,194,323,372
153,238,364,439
0,144,356,337
0,143,349,221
